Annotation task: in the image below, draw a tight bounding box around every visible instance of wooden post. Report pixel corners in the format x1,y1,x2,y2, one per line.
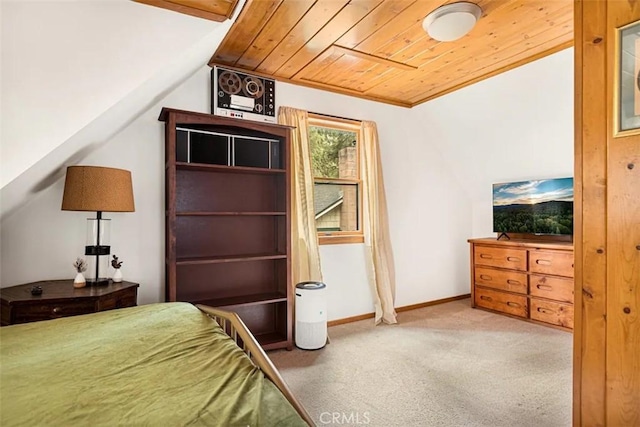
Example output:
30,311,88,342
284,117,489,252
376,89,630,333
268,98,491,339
574,1,640,425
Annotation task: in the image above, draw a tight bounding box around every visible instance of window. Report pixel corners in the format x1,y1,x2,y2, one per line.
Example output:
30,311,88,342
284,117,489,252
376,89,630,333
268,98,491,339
308,114,363,245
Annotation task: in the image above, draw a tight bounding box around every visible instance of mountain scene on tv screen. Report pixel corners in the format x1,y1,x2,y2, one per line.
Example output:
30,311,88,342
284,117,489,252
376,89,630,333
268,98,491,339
493,204,535,233
493,178,573,235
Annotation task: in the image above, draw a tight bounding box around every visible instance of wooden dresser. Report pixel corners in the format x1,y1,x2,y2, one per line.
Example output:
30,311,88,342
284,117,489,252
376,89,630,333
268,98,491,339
468,238,574,330
0,280,139,326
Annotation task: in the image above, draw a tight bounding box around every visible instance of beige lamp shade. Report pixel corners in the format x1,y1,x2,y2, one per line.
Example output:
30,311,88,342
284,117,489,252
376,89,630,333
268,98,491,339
61,166,135,212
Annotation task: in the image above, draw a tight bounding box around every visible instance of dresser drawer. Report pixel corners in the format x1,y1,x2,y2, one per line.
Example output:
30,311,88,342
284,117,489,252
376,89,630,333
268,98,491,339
530,274,574,304
12,300,95,324
475,287,528,318
0,281,140,326
475,266,527,294
96,289,137,311
530,298,574,329
474,246,527,271
529,250,574,277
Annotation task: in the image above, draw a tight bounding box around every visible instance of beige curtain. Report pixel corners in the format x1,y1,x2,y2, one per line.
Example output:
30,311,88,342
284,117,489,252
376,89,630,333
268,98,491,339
278,106,323,286
361,121,397,325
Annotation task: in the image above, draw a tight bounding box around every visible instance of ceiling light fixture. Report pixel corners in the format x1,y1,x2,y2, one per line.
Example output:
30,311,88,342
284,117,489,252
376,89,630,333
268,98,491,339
422,2,482,42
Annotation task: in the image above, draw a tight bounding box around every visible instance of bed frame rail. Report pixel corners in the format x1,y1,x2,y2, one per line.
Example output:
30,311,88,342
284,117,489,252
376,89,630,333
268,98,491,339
196,305,314,426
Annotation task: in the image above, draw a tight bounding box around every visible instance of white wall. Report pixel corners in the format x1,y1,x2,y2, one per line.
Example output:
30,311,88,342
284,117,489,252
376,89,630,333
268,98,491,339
413,49,575,238
0,65,471,321
264,81,472,316
0,0,222,188
0,34,573,321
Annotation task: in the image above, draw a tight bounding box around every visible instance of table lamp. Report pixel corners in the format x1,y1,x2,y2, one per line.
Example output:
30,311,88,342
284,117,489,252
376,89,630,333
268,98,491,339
61,166,135,285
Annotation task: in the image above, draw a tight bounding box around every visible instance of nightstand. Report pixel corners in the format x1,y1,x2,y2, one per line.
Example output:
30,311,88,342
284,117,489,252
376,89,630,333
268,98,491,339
0,280,139,326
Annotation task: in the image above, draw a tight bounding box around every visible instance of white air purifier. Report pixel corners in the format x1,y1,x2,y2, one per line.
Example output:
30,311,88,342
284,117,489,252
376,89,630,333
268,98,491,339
295,282,327,350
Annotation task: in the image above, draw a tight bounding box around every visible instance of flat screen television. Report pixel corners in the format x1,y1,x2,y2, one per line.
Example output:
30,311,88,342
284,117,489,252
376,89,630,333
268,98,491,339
493,177,574,236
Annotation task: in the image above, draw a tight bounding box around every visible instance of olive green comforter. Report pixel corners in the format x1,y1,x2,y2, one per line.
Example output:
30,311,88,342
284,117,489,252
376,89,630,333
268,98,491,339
0,302,306,426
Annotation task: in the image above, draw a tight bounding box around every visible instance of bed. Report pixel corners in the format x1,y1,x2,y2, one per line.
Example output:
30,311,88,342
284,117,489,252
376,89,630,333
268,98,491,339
0,302,313,426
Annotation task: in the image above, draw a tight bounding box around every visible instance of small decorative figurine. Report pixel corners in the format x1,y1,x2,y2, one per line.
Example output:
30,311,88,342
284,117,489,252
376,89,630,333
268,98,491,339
73,257,87,288
111,255,123,283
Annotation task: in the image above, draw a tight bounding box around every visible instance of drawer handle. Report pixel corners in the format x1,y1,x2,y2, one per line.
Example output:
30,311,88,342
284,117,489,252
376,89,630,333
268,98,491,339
52,307,62,314
536,284,553,291
506,279,521,285
537,307,553,314
536,259,552,266
506,301,521,308
506,256,520,262
480,254,493,259
480,274,492,281
480,295,493,302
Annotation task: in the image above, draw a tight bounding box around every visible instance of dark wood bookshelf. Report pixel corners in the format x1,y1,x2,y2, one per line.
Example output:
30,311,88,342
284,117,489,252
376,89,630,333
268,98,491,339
160,107,293,351
175,253,288,265
175,162,286,175
175,211,286,216
257,332,289,350
195,292,287,308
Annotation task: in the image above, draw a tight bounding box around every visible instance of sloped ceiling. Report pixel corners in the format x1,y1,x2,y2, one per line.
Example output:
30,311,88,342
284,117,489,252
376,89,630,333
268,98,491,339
0,0,237,218
1,0,572,218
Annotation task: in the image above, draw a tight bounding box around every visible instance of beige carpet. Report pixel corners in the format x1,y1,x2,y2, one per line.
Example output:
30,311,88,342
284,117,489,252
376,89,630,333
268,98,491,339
270,298,572,427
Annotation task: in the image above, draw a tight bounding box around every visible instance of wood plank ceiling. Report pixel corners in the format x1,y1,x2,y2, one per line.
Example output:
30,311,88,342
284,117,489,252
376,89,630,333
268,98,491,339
209,0,573,107
133,0,239,22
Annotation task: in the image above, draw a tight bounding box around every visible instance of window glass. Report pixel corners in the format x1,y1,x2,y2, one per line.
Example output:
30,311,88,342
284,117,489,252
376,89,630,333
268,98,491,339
314,182,359,232
309,127,357,179
308,116,363,244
